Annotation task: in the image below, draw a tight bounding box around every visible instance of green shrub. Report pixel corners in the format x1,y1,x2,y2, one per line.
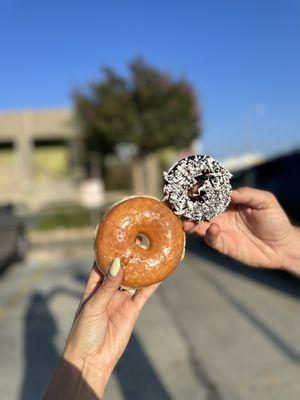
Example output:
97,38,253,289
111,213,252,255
31,203,102,231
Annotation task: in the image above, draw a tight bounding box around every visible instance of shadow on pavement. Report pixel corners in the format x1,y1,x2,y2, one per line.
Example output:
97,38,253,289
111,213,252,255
0,257,17,277
20,287,81,400
187,234,300,300
20,292,60,400
115,334,171,400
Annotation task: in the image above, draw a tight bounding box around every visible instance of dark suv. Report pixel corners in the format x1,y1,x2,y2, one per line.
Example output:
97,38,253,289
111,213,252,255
0,204,27,268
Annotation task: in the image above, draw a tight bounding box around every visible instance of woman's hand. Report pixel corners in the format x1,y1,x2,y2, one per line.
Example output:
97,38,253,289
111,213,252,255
43,259,159,399
183,187,300,273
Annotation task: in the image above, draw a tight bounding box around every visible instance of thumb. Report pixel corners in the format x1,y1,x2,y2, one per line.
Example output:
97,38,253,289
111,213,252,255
88,258,123,310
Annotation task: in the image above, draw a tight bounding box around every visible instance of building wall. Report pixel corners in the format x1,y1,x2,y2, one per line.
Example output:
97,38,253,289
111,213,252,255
0,108,74,140
0,108,78,209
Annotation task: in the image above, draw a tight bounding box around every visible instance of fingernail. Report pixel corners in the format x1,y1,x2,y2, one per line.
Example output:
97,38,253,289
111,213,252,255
110,258,121,276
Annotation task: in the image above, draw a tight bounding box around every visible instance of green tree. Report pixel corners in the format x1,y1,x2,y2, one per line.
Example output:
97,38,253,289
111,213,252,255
74,58,201,191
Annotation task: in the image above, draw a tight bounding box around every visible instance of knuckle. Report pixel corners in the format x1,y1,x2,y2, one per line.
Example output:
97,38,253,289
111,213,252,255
264,191,276,202
101,280,115,294
238,186,252,196
267,191,275,199
239,186,251,192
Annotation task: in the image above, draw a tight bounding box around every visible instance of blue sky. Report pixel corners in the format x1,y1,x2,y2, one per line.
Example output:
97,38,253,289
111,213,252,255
0,0,299,159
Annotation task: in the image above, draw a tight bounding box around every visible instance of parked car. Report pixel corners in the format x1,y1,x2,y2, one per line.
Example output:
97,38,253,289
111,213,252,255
0,204,27,268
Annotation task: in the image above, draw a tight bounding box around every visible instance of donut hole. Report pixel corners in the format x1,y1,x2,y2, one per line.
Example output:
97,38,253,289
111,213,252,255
135,233,151,250
188,175,207,203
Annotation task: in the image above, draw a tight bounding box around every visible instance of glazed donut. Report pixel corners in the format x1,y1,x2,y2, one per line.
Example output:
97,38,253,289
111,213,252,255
163,154,232,222
94,196,185,288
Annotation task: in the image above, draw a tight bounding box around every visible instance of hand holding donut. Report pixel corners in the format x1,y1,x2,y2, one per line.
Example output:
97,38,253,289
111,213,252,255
42,259,160,400
183,187,300,272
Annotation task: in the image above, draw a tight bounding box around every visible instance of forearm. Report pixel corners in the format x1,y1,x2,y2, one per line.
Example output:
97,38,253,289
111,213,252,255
42,358,110,400
283,226,300,276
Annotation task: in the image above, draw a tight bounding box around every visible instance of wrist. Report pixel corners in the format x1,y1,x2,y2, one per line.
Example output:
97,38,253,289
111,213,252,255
65,352,113,397
282,227,300,275
43,357,112,400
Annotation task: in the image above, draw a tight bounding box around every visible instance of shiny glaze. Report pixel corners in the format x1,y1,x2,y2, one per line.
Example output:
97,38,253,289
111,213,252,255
95,197,185,287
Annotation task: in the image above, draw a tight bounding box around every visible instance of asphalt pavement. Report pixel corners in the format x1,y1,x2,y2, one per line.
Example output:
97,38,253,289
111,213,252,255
1,232,300,400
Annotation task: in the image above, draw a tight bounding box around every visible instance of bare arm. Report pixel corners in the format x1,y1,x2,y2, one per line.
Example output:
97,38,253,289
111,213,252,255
42,259,159,399
42,358,104,400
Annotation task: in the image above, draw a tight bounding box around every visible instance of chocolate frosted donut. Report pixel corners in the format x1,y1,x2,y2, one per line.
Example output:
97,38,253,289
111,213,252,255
163,154,232,221
94,196,185,288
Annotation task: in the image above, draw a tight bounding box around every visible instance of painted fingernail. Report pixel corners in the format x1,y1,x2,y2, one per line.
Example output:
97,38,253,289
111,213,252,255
110,258,121,276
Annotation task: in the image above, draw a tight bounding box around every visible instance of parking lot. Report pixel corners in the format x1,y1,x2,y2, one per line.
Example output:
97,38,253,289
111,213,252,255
1,232,300,400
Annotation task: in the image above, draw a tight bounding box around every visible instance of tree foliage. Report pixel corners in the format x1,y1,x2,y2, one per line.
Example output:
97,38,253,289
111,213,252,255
74,58,201,157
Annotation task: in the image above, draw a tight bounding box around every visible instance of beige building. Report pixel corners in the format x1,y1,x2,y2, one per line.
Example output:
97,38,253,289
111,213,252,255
0,108,79,208
0,107,183,208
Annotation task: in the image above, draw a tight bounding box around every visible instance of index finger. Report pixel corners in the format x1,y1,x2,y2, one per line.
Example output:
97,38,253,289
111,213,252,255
133,282,161,311
231,187,275,210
